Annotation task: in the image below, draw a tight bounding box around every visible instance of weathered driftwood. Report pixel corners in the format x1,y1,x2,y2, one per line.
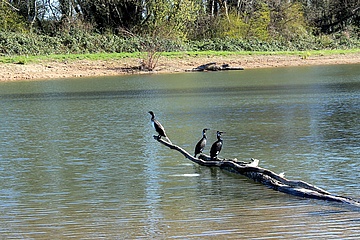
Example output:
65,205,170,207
153,136,360,207
186,62,244,72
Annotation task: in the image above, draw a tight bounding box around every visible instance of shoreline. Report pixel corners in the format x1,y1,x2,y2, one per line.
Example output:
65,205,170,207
1,52,360,82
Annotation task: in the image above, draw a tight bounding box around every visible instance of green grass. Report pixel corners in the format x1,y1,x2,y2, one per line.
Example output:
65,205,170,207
1,49,359,64
174,48,360,57
0,52,141,64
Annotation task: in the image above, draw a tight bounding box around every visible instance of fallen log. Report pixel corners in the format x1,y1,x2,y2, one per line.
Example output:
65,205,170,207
153,135,360,207
186,62,244,72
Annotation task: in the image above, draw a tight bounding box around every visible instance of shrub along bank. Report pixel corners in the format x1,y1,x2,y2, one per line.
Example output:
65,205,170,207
0,31,359,57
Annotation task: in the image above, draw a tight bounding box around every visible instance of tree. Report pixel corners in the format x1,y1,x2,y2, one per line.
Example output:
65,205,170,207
142,0,200,40
2,0,359,48
0,1,27,32
74,0,144,33
136,0,201,70
269,2,309,40
301,0,360,34
218,2,270,41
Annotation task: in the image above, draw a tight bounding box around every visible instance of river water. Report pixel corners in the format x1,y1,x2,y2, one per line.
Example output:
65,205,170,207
0,64,359,239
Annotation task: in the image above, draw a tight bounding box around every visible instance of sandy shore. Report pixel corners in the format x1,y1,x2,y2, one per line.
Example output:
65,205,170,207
1,52,359,82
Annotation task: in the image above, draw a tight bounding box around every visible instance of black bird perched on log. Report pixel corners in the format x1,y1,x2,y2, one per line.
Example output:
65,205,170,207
148,111,171,143
194,128,210,157
210,131,224,160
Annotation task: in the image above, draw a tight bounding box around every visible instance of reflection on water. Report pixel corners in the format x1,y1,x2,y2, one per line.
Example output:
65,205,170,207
0,64,359,238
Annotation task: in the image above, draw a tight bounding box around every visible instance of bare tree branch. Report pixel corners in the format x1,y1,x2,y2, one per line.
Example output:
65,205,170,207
153,135,360,207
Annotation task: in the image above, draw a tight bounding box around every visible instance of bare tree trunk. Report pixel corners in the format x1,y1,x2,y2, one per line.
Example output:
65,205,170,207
218,0,230,22
27,0,37,29
153,135,360,208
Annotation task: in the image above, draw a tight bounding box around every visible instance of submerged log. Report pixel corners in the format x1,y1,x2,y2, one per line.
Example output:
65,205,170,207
153,136,360,207
186,62,244,72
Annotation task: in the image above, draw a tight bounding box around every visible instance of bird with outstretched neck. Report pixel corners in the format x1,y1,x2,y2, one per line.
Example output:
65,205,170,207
210,131,224,160
194,128,210,157
148,111,171,143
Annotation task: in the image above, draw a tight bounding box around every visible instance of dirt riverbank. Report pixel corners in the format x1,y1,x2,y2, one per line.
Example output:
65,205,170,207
1,52,359,82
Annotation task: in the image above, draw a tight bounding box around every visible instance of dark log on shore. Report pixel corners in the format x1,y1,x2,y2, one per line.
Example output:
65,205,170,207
153,136,360,207
186,62,244,72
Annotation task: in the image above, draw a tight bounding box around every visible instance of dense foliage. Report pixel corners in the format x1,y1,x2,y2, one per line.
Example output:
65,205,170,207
0,0,359,56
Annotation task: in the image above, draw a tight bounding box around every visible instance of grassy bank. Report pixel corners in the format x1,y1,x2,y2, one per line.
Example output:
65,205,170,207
1,49,359,65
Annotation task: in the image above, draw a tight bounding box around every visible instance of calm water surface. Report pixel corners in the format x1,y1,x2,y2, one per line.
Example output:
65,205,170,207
0,64,359,239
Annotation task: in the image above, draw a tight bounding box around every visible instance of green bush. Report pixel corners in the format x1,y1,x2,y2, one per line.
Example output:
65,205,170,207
0,4,27,32
0,30,358,57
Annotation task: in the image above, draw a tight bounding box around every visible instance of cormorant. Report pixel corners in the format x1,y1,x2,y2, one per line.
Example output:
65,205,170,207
194,128,210,157
210,131,224,160
148,111,170,142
